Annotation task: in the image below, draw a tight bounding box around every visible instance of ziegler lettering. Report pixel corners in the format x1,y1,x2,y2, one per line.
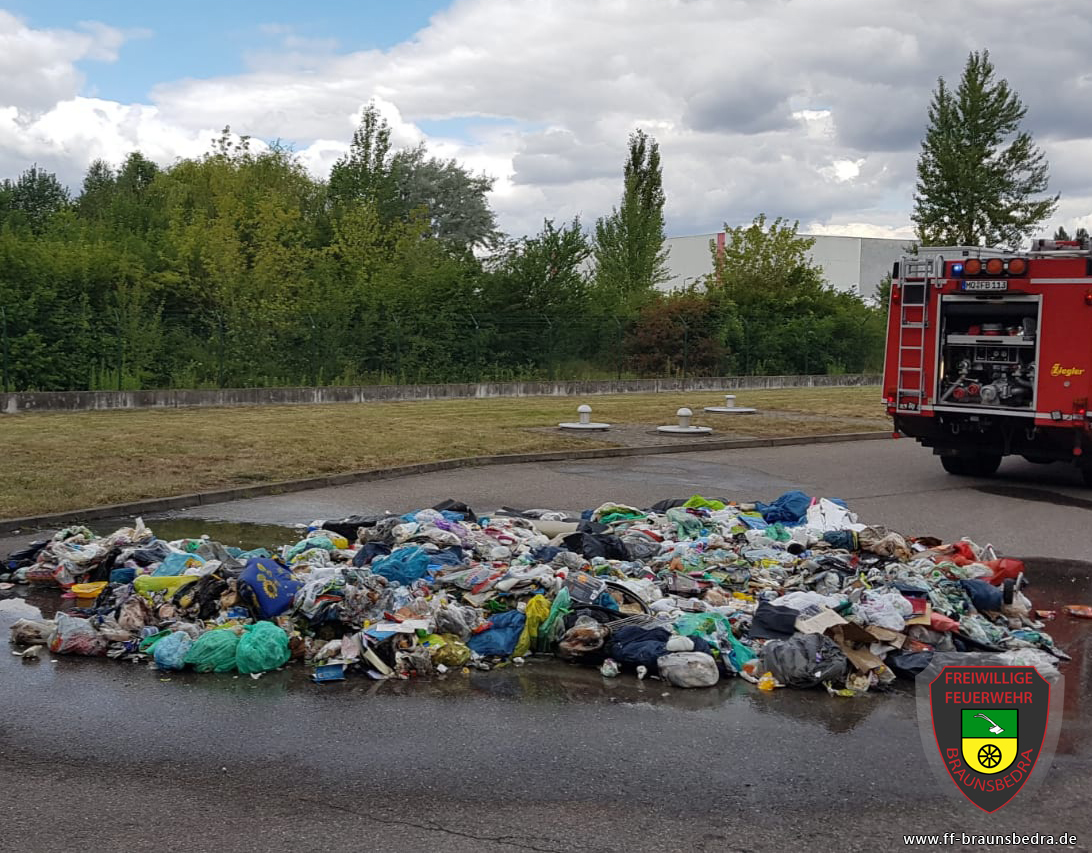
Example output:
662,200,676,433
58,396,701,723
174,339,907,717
1051,363,1086,377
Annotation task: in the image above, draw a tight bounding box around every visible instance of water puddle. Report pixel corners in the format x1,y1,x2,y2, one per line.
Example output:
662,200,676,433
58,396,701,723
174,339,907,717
0,597,43,619
973,485,1092,511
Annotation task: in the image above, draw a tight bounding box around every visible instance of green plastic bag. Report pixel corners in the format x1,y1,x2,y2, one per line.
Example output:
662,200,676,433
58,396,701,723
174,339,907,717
674,612,755,671
666,507,704,539
184,628,241,673
537,588,572,650
683,494,726,511
235,621,291,674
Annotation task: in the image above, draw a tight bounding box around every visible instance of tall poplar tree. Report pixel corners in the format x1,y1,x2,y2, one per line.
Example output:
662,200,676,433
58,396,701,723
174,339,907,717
593,128,669,313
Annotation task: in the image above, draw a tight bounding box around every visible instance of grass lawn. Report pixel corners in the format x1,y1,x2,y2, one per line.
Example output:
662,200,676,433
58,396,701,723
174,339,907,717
0,386,887,518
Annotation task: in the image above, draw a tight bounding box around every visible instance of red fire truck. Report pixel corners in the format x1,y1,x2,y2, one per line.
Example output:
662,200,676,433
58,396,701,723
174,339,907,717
883,238,1092,484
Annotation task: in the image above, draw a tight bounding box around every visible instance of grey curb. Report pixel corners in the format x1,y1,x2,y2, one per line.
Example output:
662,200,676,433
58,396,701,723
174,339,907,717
0,431,891,534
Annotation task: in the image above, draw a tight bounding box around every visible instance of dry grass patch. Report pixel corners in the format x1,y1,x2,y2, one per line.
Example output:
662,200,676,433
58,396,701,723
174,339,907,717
0,386,885,518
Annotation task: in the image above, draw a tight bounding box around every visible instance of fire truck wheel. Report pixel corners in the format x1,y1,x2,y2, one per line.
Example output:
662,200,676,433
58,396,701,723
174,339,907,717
966,454,1002,477
940,455,970,476
941,454,1001,477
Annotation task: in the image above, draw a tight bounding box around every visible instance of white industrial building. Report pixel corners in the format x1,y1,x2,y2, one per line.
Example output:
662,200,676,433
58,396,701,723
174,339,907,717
661,232,915,301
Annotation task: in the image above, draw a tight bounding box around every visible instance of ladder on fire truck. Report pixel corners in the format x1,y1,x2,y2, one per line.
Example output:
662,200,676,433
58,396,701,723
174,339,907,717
895,255,936,403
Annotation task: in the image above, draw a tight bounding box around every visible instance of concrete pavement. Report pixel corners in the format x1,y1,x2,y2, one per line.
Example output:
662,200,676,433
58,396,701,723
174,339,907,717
2,437,1091,852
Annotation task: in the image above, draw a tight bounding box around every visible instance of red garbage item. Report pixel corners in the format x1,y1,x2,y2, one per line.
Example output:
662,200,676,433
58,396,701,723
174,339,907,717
930,612,960,633
981,557,1025,586
1062,605,1092,619
941,541,979,566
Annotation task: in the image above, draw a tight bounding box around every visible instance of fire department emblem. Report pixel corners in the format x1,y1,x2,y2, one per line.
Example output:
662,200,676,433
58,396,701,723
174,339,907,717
927,665,1051,812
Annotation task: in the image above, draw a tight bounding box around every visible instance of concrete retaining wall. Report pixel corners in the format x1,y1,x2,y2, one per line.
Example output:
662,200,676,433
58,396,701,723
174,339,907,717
1,373,881,414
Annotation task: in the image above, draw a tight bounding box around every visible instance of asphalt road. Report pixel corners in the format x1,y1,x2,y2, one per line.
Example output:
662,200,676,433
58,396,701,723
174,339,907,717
2,437,1091,852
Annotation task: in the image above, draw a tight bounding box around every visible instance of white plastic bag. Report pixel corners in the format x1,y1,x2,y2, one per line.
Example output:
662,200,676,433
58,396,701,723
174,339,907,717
48,613,108,656
805,499,862,533
856,591,913,631
657,651,720,688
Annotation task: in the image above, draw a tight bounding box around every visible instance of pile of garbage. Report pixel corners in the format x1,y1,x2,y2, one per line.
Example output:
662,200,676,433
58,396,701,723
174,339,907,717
3,491,1069,691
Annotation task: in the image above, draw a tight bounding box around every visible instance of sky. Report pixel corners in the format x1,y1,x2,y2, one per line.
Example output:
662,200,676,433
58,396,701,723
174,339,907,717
1,0,1091,241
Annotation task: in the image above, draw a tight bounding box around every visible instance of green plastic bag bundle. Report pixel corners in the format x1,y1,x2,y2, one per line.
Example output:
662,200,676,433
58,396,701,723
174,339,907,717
666,507,705,539
235,621,291,674
674,612,755,671
537,588,572,650
184,628,241,673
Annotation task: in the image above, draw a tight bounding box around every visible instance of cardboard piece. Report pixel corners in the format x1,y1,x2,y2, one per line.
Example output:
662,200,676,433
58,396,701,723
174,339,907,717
863,626,907,649
794,607,848,634
836,621,906,648
830,625,886,672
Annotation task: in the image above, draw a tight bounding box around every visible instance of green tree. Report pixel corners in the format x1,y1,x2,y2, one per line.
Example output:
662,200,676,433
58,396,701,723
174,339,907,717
329,104,498,251
874,273,893,324
593,128,669,314
709,214,819,291
390,146,498,250
912,50,1057,248
77,159,117,220
1,164,70,233
1054,225,1089,242
706,214,883,374
328,103,396,212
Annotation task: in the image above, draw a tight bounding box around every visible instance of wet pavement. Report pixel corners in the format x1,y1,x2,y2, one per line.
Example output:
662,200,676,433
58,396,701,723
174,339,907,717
2,438,1092,851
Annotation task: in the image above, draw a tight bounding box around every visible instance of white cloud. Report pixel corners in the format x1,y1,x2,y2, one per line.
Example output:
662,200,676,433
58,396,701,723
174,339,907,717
0,10,127,113
1,0,1090,242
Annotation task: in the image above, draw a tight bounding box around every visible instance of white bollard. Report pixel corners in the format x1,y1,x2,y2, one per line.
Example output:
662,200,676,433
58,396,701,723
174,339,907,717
559,404,610,431
657,407,712,435
704,393,756,415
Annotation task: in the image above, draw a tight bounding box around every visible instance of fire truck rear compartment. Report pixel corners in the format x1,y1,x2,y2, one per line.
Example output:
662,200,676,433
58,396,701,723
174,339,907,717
936,296,1039,412
897,294,1091,467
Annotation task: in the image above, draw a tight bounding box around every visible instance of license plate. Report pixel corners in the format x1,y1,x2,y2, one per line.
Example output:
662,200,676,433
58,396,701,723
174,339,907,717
961,280,1008,292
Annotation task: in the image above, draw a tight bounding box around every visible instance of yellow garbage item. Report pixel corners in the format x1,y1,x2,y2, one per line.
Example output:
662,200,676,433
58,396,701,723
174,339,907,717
133,575,199,597
513,594,551,657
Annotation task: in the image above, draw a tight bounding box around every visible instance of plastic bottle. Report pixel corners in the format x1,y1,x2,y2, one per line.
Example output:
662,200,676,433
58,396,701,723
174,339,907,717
758,671,777,691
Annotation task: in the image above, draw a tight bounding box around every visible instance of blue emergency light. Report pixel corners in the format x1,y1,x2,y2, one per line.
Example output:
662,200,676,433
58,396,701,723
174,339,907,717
952,262,964,275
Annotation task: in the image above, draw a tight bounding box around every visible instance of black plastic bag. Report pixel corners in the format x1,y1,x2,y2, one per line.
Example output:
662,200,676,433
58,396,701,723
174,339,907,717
760,633,848,688
431,499,478,523
886,650,935,679
560,531,629,561
748,601,800,640
317,514,382,542
4,540,48,570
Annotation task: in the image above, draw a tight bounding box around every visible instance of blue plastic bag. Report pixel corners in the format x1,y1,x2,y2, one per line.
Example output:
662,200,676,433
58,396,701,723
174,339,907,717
467,610,526,657
153,630,193,671
754,491,812,525
372,546,430,587
151,551,205,577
